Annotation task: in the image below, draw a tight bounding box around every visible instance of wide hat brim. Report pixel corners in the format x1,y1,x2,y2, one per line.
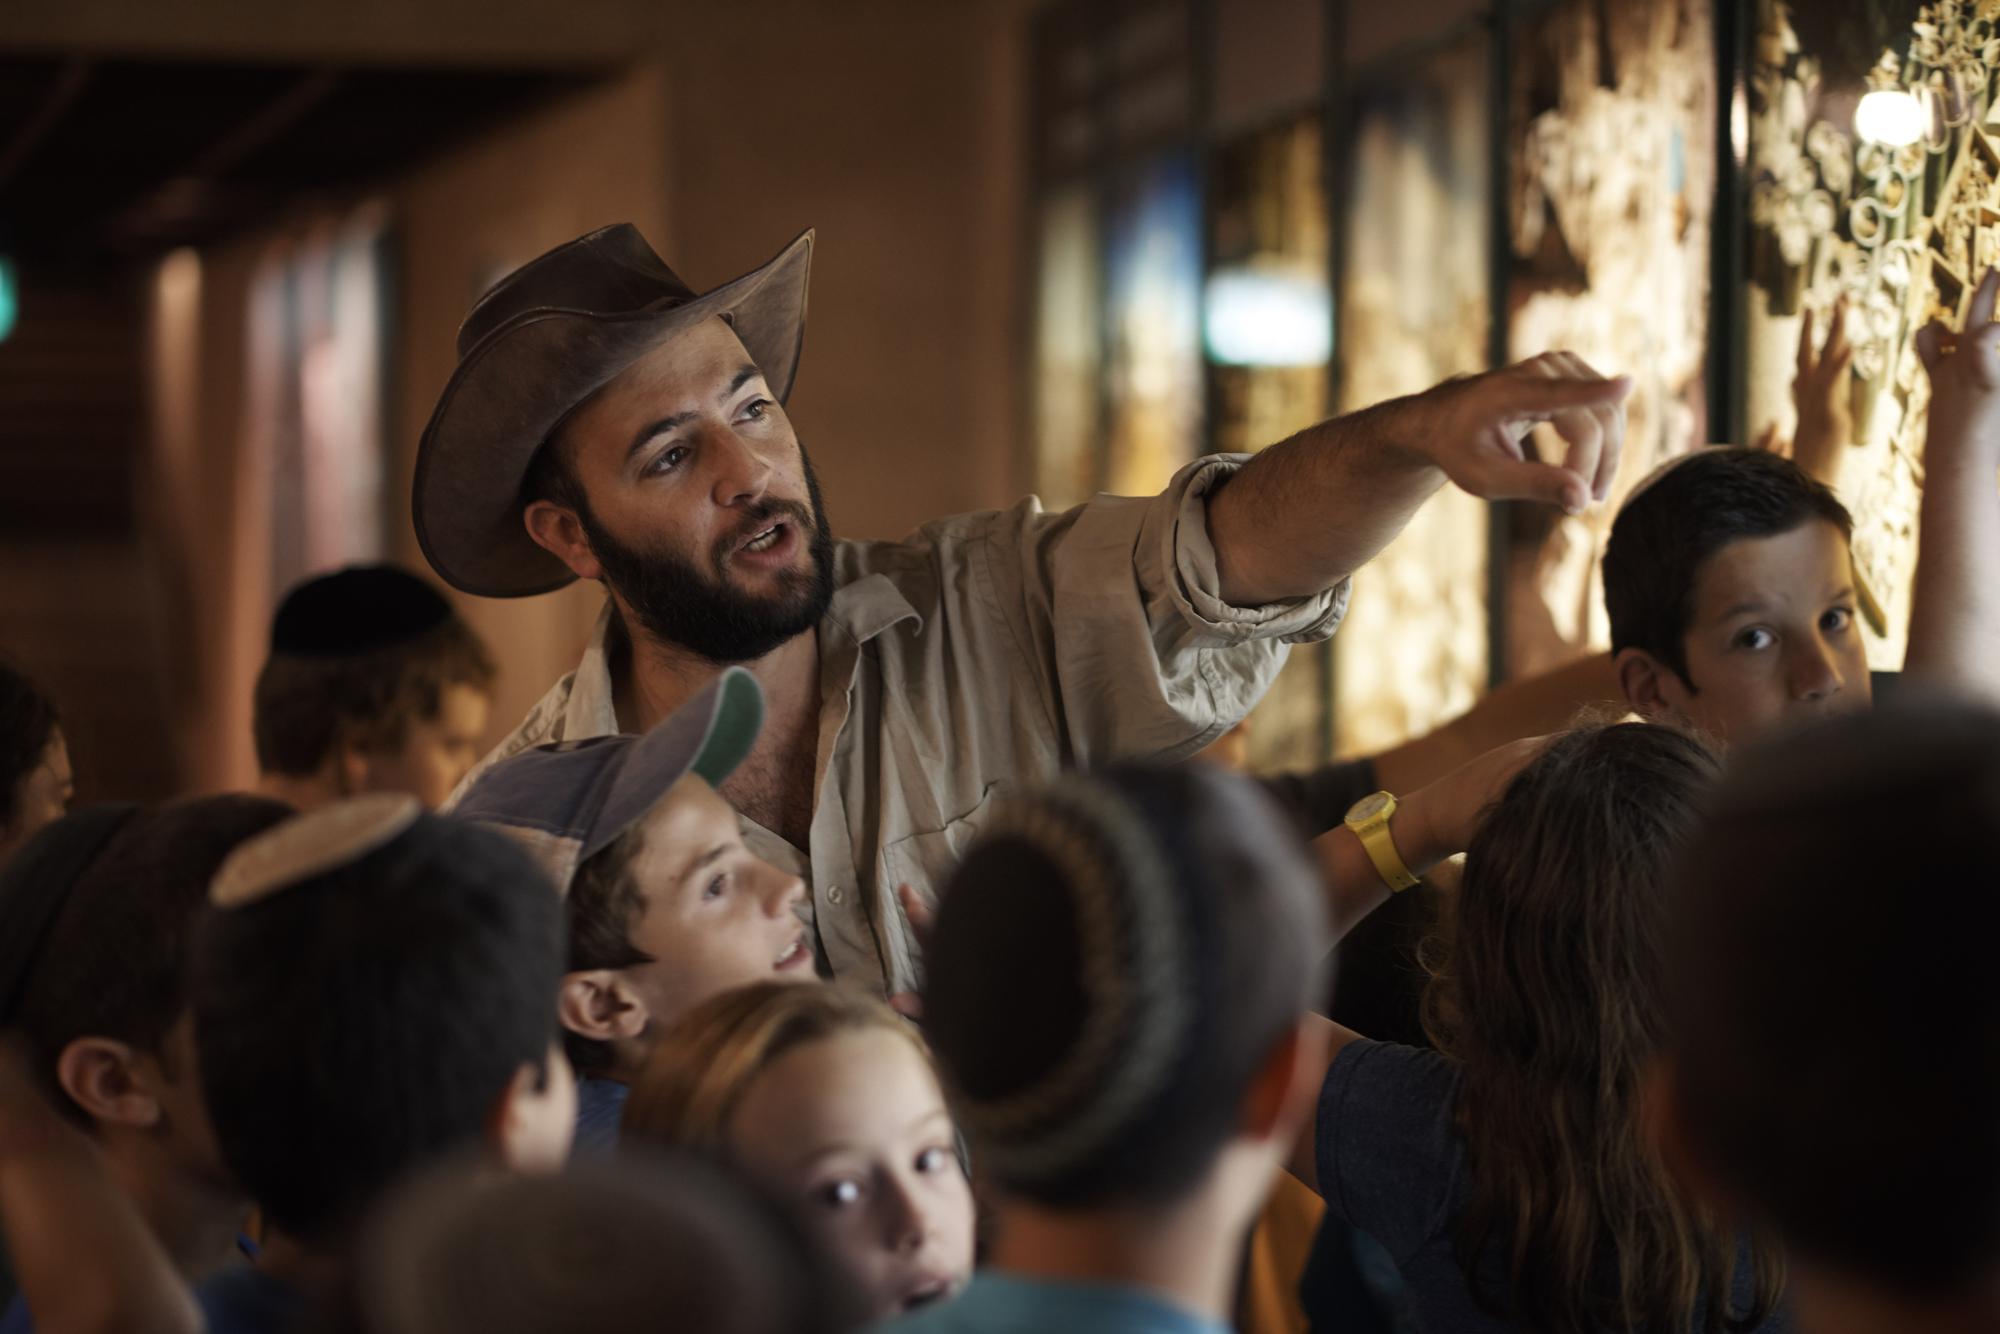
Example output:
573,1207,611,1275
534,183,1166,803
413,230,814,598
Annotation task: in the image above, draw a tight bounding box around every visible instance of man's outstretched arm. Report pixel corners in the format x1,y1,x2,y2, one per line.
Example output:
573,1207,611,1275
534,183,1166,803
1909,269,2000,706
1207,352,1632,606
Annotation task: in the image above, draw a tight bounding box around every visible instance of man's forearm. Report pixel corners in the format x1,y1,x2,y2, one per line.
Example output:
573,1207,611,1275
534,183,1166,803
1205,355,1630,608
1209,399,1444,607
1906,457,2000,704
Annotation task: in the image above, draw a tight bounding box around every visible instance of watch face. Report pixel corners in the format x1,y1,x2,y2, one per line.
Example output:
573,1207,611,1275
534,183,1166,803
1348,791,1392,824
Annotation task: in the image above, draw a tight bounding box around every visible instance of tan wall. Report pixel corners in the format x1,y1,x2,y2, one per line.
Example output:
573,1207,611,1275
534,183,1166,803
665,0,1029,543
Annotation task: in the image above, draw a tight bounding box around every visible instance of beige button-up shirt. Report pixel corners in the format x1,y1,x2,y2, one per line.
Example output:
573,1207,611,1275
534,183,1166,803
451,455,1348,996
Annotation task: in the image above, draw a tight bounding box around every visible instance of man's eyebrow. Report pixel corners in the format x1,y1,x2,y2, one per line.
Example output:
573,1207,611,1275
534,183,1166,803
622,365,765,463
626,411,698,462
721,363,762,401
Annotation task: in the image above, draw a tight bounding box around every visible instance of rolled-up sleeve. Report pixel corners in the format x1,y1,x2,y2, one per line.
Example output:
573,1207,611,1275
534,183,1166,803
1157,455,1351,644
957,454,1350,769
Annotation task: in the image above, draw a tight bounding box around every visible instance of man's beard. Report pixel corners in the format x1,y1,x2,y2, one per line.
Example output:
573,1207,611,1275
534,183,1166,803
577,446,837,666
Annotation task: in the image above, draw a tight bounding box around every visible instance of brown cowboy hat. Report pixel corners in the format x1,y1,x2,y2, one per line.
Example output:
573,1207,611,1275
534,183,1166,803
413,225,814,597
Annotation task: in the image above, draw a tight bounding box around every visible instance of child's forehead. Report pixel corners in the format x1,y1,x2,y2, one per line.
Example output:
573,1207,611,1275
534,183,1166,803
1688,520,1855,617
628,776,739,880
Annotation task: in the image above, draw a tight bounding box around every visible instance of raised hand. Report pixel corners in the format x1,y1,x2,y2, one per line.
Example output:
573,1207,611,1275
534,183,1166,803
1791,297,1855,487
1906,267,2000,705
1411,352,1632,515
1917,268,2000,473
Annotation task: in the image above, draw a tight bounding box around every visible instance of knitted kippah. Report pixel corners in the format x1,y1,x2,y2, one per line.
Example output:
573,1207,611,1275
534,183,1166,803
211,794,423,909
922,776,1196,1189
269,565,456,657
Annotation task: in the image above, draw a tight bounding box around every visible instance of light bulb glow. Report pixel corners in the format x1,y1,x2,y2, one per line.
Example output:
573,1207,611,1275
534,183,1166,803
1203,266,1332,367
1855,89,1924,146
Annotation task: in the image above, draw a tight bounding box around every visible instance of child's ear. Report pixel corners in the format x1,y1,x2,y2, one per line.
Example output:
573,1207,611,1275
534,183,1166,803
1239,1017,1326,1146
1614,647,1677,722
558,971,648,1044
55,1038,162,1130
491,1049,575,1174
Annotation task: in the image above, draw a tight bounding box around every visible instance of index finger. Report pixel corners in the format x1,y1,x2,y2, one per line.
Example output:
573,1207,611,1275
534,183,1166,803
1502,370,1634,420
1825,298,1849,357
897,883,935,947
1798,306,1817,373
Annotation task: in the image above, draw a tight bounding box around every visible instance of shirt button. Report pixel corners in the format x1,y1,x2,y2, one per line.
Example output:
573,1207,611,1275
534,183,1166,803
827,884,845,905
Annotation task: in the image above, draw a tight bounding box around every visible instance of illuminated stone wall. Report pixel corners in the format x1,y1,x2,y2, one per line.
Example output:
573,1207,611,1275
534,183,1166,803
1743,0,2000,670
1502,0,1717,678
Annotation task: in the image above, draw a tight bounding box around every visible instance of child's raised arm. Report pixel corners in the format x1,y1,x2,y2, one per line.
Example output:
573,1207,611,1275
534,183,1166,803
1909,268,2000,705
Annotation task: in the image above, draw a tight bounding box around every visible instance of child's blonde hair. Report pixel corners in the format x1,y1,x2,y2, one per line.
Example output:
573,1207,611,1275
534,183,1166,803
623,981,934,1152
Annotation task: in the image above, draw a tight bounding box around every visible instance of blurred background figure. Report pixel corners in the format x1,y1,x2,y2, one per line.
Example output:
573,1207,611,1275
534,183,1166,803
344,1155,864,1334
0,664,67,865
1665,699,2000,1334
253,565,494,811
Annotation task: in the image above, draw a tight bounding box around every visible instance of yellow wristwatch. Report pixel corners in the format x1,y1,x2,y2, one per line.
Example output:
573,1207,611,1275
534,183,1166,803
1344,791,1421,893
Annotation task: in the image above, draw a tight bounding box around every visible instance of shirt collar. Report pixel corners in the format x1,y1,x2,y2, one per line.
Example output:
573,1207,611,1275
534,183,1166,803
824,571,923,646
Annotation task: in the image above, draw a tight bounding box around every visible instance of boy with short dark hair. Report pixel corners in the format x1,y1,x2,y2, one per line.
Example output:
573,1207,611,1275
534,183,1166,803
1605,267,2000,742
885,765,1327,1334
1604,446,1869,743
1663,698,2000,1333
191,795,574,1333
0,795,292,1334
454,667,813,1151
254,565,496,811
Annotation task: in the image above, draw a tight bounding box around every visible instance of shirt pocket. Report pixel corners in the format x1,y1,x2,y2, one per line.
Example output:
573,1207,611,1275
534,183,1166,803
878,782,1008,985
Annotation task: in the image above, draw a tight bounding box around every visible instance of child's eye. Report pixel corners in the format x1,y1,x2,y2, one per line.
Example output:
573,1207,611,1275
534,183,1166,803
1823,607,1854,633
1733,627,1775,652
815,1179,863,1209
915,1146,953,1175
704,874,727,901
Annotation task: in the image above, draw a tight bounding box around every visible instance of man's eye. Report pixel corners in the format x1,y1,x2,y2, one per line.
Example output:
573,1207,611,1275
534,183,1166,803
648,444,689,475
704,874,727,901
1823,607,1854,633
741,398,771,422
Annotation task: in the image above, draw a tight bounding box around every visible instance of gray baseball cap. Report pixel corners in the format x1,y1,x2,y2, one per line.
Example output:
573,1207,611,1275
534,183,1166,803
453,667,764,893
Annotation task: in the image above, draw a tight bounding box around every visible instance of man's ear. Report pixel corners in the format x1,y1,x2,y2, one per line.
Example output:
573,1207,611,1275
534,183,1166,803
1642,1057,1745,1220
523,501,605,583
55,1038,162,1130
558,971,649,1045
1239,1017,1326,1147
1614,647,1679,722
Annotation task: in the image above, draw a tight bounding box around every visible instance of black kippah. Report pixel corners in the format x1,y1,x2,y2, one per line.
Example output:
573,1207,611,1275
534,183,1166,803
270,566,455,657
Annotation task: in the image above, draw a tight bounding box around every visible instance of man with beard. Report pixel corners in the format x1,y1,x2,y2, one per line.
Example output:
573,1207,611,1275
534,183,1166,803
415,225,1629,995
